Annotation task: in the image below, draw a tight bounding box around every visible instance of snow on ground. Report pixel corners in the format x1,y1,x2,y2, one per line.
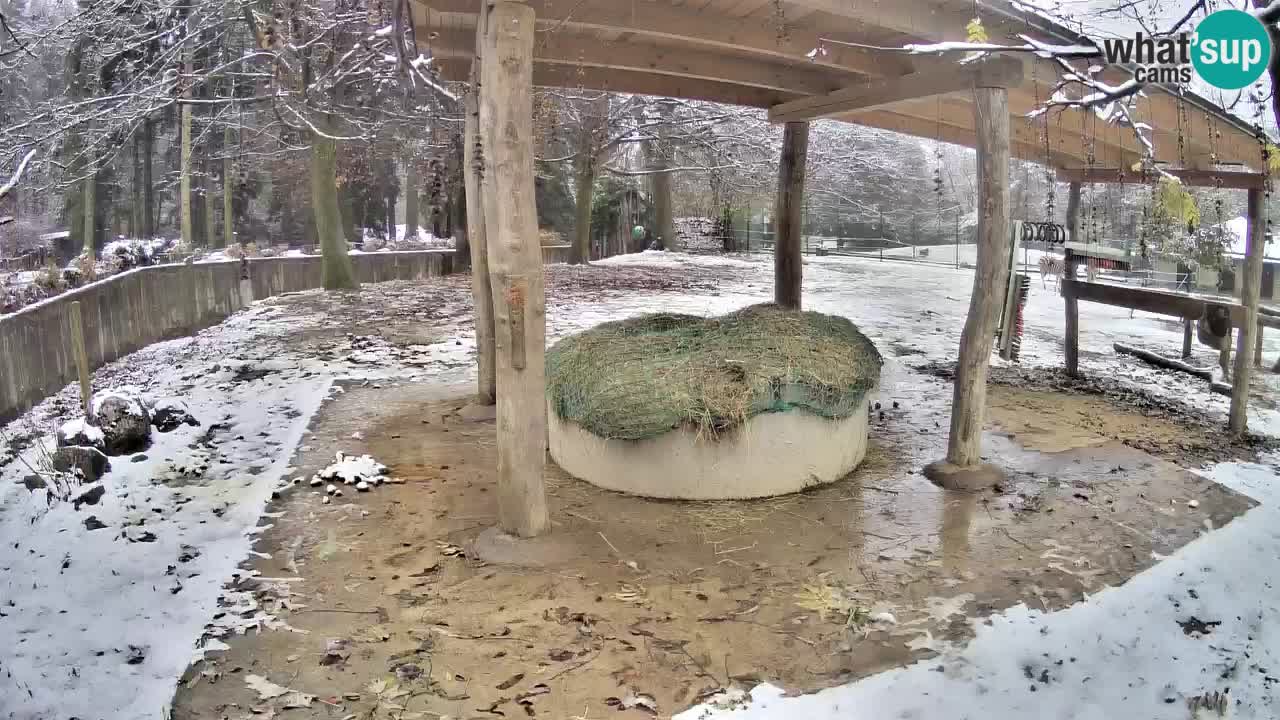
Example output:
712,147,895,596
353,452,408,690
2,249,1279,719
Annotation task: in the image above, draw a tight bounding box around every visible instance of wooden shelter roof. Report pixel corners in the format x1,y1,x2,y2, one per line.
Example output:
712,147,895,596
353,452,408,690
413,0,1267,176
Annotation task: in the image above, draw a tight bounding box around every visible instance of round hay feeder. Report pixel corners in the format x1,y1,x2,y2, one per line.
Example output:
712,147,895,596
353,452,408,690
546,304,883,500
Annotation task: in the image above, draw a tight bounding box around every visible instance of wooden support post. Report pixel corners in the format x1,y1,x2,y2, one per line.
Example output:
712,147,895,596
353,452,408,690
1063,182,1081,377
69,301,92,418
1230,187,1266,435
479,0,549,537
1255,324,1264,367
1182,318,1193,359
773,120,808,310
924,85,1010,490
465,20,496,405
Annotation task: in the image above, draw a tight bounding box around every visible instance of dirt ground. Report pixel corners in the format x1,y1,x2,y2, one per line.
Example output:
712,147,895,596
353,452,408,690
172,372,1253,720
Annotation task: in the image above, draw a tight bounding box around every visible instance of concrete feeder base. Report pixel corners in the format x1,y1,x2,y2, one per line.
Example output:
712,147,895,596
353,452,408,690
547,397,871,500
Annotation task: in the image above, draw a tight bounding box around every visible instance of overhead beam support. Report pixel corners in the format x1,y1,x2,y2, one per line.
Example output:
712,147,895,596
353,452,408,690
925,82,1012,491
435,59,795,108
414,0,911,78
774,121,809,310
1058,167,1267,190
1230,187,1266,436
430,29,841,95
479,0,549,537
769,56,1023,123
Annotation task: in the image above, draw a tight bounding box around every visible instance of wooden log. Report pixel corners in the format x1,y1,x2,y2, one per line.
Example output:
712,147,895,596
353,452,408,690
1113,343,1213,381
465,40,496,404
1063,183,1081,377
1230,187,1266,435
773,120,808,310
69,301,92,417
1255,325,1264,368
479,0,549,537
1182,318,1193,359
944,85,1010,468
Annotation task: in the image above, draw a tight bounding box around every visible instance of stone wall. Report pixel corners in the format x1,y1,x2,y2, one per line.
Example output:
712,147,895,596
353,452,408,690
0,250,457,425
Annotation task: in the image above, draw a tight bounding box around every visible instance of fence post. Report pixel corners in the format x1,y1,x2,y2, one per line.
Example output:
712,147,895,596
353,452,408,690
69,301,92,417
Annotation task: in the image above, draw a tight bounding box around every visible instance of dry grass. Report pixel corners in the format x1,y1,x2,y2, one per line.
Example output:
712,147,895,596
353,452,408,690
546,303,882,440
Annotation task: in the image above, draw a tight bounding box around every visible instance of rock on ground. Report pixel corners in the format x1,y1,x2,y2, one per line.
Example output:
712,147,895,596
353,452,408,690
52,446,111,483
56,418,105,451
152,398,199,432
92,390,152,455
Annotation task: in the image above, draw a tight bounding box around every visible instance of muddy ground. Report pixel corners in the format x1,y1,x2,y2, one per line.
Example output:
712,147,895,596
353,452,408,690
172,371,1253,720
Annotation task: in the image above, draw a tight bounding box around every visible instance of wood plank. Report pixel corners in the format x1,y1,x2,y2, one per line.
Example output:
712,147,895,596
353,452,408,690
774,121,808,309
1070,280,1234,320
944,84,1011,468
479,0,549,537
431,28,843,95
1230,187,1265,435
1058,167,1267,190
435,58,795,108
464,53,495,403
769,56,1024,123
413,0,911,78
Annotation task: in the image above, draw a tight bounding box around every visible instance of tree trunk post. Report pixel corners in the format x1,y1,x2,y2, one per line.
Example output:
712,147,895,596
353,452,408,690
924,85,1011,490
82,170,96,262
180,102,194,249
312,120,359,290
1230,187,1266,435
1063,181,1081,376
465,45,496,404
571,160,594,265
773,121,808,310
479,0,548,537
143,117,155,239
1255,324,1264,367
1183,318,1194,359
224,126,235,248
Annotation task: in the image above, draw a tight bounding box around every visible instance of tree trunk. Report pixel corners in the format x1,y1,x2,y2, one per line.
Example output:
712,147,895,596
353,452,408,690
404,160,418,241
773,121,808,310
479,0,548,537
312,124,359,290
1230,187,1265,435
143,118,155,239
131,130,143,238
180,103,194,248
224,126,234,247
943,85,1011,469
465,62,496,404
82,171,96,262
571,160,594,264
651,166,673,250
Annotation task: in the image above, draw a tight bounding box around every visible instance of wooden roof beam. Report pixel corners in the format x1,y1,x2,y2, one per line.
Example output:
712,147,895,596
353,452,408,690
847,109,1085,168
768,56,1024,123
434,59,798,108
1058,167,1267,190
429,29,844,96
413,0,913,78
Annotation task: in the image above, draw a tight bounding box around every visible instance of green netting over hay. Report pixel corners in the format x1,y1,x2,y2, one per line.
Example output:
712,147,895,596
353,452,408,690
546,303,883,441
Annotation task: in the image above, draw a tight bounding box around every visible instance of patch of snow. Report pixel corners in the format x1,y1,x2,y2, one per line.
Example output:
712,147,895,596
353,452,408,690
315,451,387,486
58,417,104,445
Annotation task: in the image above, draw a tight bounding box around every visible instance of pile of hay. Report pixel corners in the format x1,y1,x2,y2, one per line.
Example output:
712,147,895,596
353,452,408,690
546,303,882,440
